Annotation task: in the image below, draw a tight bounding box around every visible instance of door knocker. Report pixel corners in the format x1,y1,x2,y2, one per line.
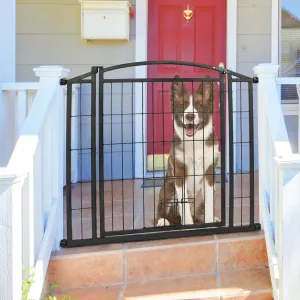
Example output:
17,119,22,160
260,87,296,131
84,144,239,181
183,4,193,23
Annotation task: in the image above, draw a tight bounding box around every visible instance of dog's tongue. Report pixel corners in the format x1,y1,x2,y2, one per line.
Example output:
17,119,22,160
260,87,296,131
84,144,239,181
185,126,196,136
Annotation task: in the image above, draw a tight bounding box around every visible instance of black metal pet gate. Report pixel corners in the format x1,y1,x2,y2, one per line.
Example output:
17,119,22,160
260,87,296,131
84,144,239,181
60,61,259,248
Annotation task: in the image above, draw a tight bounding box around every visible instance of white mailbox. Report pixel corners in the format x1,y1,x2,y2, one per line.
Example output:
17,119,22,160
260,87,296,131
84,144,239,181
79,0,131,41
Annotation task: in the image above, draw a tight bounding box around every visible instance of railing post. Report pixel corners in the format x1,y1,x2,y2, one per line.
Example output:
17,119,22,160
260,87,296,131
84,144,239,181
253,63,279,230
33,66,70,251
0,172,25,300
276,155,300,300
296,84,300,153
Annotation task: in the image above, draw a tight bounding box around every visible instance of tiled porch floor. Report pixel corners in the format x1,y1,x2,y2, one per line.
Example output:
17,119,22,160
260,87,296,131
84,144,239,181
64,173,259,240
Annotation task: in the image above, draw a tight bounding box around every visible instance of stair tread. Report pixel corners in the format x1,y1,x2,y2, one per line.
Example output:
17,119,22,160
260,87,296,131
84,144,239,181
50,268,272,300
47,232,268,292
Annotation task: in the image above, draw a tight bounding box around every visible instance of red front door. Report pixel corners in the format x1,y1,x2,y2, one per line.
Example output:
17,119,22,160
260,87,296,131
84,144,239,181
147,0,226,170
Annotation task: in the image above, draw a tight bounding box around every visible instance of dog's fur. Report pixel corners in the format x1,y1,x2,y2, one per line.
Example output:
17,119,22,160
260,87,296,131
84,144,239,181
155,75,219,226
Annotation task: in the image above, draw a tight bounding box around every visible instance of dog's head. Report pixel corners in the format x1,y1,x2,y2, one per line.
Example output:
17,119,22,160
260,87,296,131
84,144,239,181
170,74,214,139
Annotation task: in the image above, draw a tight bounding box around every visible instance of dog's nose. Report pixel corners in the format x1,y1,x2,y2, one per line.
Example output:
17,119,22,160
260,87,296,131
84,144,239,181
185,113,195,122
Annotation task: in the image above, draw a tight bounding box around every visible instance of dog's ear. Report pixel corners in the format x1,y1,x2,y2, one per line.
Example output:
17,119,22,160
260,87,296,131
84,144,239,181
170,75,188,102
196,75,213,102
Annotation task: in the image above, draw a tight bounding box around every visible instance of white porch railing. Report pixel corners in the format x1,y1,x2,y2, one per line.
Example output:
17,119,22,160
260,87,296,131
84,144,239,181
254,64,300,300
0,83,38,167
0,66,70,300
0,81,79,186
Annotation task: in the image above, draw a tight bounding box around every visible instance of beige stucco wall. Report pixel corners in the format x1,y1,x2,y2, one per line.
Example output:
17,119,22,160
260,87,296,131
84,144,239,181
16,0,271,80
236,0,271,170
16,0,136,82
237,0,271,76
16,0,273,176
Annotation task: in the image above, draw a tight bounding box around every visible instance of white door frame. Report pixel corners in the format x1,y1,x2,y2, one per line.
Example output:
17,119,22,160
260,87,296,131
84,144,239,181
134,0,237,178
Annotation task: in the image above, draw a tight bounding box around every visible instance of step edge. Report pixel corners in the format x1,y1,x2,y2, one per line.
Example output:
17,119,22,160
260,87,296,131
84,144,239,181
51,234,265,259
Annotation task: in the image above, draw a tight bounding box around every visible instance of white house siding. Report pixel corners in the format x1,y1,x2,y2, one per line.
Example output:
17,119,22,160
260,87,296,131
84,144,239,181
16,0,272,180
16,0,136,181
236,0,272,171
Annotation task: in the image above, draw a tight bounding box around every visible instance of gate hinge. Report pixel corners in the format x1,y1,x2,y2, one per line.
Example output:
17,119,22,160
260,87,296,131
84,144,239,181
253,77,259,84
60,239,68,248
254,223,261,230
60,78,68,85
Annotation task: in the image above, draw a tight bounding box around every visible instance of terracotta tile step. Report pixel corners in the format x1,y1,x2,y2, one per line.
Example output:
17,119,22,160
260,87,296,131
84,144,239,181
49,269,272,299
47,231,268,292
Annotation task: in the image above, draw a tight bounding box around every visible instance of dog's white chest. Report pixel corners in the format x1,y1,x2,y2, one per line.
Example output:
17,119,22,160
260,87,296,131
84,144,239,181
185,141,214,176
175,124,217,175
174,126,218,198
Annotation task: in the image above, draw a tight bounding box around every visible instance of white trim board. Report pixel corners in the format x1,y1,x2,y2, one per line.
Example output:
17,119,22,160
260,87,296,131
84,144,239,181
134,0,237,178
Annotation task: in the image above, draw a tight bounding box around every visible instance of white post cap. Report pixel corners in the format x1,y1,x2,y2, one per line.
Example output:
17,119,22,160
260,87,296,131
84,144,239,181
253,63,279,77
33,66,70,79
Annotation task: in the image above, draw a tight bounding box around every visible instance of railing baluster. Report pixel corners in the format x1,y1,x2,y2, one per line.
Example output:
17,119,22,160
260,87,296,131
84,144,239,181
16,90,27,139
269,140,275,238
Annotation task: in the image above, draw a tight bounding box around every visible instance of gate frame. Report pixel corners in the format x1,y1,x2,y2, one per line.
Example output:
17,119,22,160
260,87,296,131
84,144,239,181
60,60,260,248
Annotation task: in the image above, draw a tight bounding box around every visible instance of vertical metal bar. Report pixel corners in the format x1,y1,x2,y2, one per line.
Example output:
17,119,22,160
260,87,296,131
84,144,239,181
240,82,243,226
248,81,255,225
142,82,145,227
152,82,155,218
172,80,177,221
91,68,98,239
162,81,166,226
212,80,215,223
131,82,135,229
79,83,83,238
202,80,205,222
219,72,226,224
97,66,105,238
110,83,114,230
227,74,234,227
192,80,196,223
182,80,186,223
121,82,125,230
66,82,73,241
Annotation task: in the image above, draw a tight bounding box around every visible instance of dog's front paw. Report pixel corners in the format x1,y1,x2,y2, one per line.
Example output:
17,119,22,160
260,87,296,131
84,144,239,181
156,218,170,227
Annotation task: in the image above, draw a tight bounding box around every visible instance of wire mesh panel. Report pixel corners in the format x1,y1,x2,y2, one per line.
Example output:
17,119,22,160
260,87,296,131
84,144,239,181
61,61,259,248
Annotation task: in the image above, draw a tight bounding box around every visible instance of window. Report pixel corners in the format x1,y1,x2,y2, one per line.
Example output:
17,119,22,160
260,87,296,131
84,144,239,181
281,0,300,103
